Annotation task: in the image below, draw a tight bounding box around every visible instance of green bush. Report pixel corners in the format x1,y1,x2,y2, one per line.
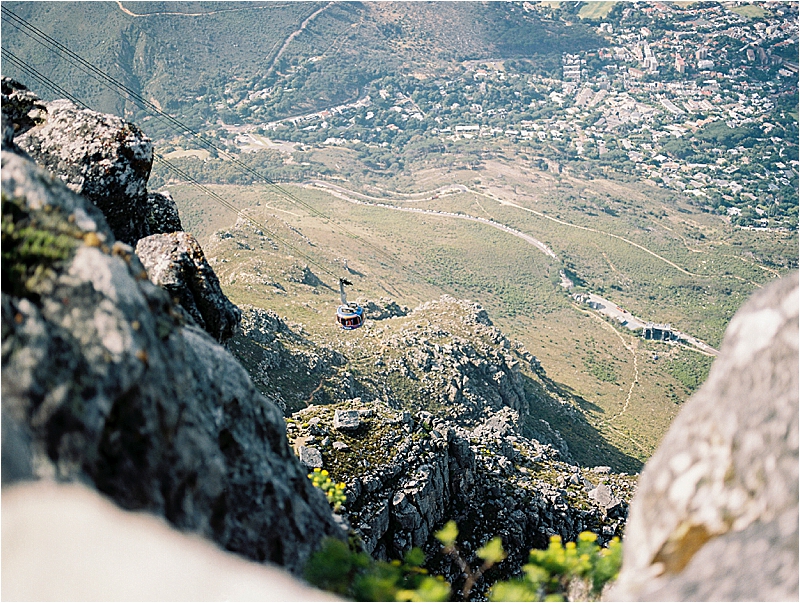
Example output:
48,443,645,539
304,538,450,602
489,532,622,602
305,520,621,602
308,468,347,511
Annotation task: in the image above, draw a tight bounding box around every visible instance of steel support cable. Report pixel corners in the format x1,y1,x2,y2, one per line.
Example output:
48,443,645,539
1,6,413,275
2,48,89,110
152,152,339,278
2,48,339,278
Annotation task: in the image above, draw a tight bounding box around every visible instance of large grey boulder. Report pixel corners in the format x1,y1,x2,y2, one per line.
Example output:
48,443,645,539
1,148,344,574
135,231,241,342
16,98,153,245
610,272,798,601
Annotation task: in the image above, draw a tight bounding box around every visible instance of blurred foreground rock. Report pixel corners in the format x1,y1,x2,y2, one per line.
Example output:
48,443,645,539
609,271,798,601
1,481,339,602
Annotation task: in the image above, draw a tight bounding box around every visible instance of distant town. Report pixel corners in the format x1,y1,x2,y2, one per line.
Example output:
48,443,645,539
167,1,797,231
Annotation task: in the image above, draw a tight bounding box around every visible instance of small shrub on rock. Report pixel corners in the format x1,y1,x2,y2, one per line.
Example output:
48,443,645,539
308,468,347,511
305,538,450,602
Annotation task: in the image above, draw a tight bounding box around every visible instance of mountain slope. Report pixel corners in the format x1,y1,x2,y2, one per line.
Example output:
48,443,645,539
3,1,603,128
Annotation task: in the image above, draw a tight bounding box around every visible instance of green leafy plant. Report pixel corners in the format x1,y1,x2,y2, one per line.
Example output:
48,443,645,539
308,468,347,511
304,538,450,602
435,520,507,598
489,532,622,602
305,520,621,602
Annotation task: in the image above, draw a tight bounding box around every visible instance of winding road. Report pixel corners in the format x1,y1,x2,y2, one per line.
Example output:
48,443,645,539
305,180,557,259
116,1,273,17
266,2,336,75
306,179,720,356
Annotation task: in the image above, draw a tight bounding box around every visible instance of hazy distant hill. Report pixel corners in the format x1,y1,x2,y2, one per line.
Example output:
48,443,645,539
3,1,603,126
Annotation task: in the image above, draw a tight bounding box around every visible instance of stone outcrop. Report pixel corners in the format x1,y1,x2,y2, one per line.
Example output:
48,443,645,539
1,146,344,574
135,231,241,342
145,190,183,234
16,97,154,245
287,399,634,594
2,79,240,344
2,481,340,601
4,77,184,246
226,305,347,414
610,272,798,602
1,78,47,147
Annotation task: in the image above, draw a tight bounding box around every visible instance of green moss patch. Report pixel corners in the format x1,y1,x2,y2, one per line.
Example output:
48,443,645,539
2,195,82,300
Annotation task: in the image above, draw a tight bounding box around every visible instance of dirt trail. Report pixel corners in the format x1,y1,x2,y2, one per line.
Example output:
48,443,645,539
266,2,336,74
576,305,640,424
305,181,557,259
473,189,703,277
116,1,272,17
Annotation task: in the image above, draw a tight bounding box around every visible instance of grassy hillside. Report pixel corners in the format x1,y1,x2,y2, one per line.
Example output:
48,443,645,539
165,154,795,464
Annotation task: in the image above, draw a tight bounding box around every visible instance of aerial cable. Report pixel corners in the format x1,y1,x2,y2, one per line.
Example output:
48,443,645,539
2,49,339,279
152,152,339,278
1,6,409,272
2,8,439,303
2,49,89,111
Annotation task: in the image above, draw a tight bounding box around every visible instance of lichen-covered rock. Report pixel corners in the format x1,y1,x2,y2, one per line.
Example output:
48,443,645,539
610,272,798,602
299,446,323,469
1,77,47,146
1,149,344,574
333,410,361,432
16,98,153,245
145,190,183,235
135,231,241,342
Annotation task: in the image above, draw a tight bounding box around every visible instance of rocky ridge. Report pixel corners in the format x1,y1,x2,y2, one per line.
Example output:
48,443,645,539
224,291,637,593
1,79,345,575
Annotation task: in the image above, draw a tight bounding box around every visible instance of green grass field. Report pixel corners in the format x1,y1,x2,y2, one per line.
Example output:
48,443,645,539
167,155,795,465
729,4,769,19
578,2,617,20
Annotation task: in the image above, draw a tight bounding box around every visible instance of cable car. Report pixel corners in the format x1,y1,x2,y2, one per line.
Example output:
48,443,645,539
336,278,364,330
